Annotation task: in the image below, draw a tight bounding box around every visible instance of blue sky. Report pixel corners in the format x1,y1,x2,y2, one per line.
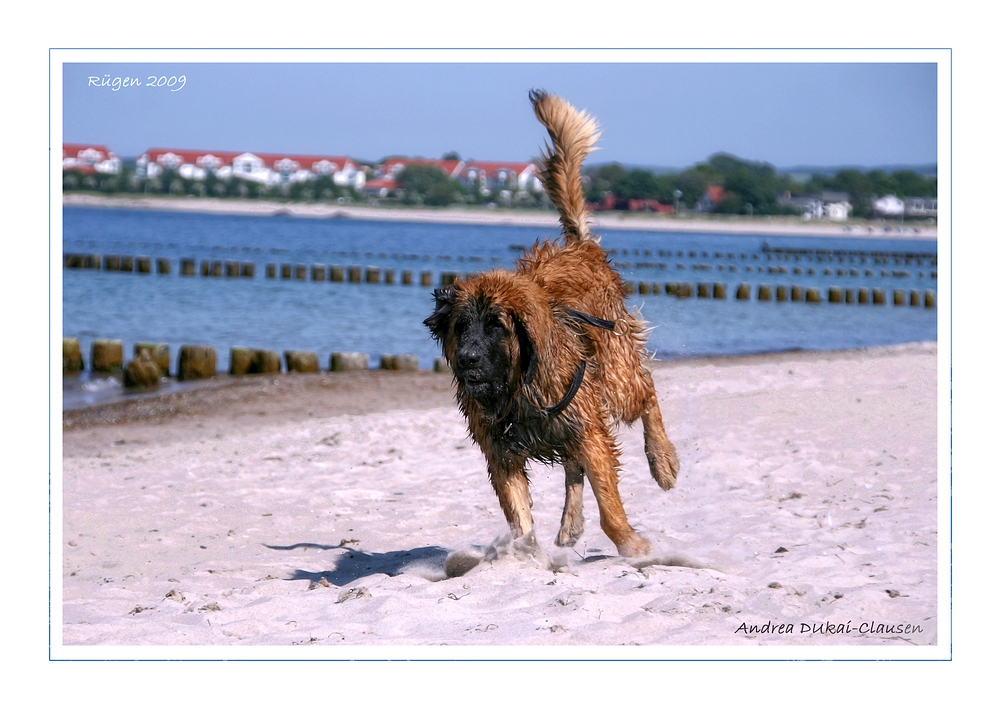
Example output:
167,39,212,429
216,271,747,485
62,61,938,170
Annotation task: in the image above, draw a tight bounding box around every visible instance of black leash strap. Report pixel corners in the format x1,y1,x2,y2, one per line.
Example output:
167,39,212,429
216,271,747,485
544,359,587,417
563,308,617,331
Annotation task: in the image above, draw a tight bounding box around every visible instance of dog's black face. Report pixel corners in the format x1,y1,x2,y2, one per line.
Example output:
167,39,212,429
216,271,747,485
425,287,535,419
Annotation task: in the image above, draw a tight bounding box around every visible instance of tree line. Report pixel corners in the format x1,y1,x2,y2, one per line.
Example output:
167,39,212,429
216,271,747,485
584,153,937,218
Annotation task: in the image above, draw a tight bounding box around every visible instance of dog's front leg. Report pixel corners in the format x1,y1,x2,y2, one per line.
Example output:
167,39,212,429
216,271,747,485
555,459,585,547
640,391,680,490
486,455,534,539
578,425,652,557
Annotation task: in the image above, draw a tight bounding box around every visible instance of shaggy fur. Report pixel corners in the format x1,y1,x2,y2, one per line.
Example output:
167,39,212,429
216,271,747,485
425,90,680,557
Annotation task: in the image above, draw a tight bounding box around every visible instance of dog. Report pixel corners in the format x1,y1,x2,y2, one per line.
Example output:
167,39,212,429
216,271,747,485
424,90,679,557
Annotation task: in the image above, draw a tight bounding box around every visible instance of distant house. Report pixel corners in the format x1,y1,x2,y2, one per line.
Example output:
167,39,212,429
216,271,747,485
904,197,937,218
378,157,465,180
136,148,366,189
458,161,542,196
778,190,853,221
361,177,398,198
63,144,121,174
872,194,905,218
695,185,725,212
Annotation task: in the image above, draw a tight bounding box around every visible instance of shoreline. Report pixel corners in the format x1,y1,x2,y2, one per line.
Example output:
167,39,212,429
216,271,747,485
62,342,934,428
62,193,937,240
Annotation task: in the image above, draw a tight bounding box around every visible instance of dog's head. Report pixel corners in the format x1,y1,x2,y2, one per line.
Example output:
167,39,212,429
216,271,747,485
425,271,563,419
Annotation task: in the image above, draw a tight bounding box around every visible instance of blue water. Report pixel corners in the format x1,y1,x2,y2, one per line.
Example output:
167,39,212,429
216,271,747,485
61,206,937,408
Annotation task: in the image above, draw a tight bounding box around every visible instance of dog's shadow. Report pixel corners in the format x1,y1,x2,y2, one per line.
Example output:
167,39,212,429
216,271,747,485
266,543,451,586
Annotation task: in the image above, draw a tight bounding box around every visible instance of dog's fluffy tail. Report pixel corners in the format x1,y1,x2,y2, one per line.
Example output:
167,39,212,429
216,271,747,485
530,89,600,244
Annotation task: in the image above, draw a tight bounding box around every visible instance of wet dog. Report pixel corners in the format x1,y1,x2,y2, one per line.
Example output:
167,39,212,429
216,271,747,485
425,90,679,557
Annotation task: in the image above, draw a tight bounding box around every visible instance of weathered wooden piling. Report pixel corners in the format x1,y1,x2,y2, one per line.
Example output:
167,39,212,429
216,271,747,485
697,283,711,298
181,258,196,276
312,264,326,281
226,261,240,277
909,290,921,307
441,272,459,286
124,350,161,389
420,271,433,287
893,289,906,306
790,286,804,302
736,283,751,300
365,267,381,284
156,257,171,274
177,345,216,381
713,283,727,299
295,264,307,280
638,282,652,295
201,260,210,277
857,288,869,304
384,269,396,284
120,256,135,272
330,265,345,282
103,255,121,271
284,350,319,373
330,352,369,371
349,266,362,283
402,270,413,285
380,354,419,371
91,339,123,373
805,287,821,303
63,338,84,375
250,349,282,374
925,290,936,308
134,343,170,376
776,285,788,302
241,262,255,277
828,287,843,303
434,357,450,373
136,256,151,274
266,263,277,278
757,284,772,301
624,281,635,296
281,264,292,279
229,346,254,376
873,288,886,305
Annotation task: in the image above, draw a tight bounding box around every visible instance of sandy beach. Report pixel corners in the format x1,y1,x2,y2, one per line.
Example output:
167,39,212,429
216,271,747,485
58,342,941,657
62,193,937,239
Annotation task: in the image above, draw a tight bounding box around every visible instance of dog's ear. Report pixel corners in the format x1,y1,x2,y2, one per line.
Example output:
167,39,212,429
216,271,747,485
511,313,537,387
424,286,456,341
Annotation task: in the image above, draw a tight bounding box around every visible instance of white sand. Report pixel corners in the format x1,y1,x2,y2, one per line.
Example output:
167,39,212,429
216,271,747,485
58,343,940,656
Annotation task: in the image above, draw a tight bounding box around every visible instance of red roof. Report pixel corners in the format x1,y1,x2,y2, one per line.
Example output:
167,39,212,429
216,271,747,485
63,144,113,160
143,148,356,172
462,160,535,178
706,185,725,203
382,158,464,178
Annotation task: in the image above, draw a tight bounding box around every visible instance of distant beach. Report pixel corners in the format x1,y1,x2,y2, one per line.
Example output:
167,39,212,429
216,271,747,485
62,193,937,240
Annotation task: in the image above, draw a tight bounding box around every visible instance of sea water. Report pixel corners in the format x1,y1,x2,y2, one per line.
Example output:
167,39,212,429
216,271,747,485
60,206,938,409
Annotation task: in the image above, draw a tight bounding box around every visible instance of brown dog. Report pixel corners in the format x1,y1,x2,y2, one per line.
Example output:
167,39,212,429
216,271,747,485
425,90,679,557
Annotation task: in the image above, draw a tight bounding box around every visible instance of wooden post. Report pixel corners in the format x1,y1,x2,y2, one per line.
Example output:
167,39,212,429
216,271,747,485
134,343,170,376
380,354,419,371
177,345,216,381
63,338,84,375
91,339,123,373
284,350,319,373
330,352,368,371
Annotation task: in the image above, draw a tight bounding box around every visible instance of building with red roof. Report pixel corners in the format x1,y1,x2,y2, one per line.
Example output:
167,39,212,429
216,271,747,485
62,144,121,174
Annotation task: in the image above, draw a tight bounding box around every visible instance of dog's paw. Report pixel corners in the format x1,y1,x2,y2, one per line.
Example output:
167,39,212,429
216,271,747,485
616,534,653,558
647,445,680,491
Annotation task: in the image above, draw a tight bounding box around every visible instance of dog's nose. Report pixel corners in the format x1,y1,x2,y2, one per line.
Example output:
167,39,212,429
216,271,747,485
457,349,481,369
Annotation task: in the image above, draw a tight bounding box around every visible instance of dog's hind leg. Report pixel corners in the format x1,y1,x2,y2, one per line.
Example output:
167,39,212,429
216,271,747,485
487,456,535,540
641,392,680,491
578,425,652,557
555,459,586,547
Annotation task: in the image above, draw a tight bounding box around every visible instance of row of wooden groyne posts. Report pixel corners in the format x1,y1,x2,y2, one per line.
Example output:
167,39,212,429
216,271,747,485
63,252,937,306
62,338,449,390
